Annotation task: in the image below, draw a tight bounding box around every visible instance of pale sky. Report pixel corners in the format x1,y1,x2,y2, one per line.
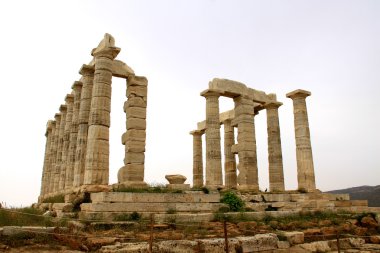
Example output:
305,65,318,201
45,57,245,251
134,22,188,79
0,0,379,207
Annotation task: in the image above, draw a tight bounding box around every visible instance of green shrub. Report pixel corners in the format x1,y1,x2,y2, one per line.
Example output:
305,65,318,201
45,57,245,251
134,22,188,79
42,194,65,203
220,191,245,212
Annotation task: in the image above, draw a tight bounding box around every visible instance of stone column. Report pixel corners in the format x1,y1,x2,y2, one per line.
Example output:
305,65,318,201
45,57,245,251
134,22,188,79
201,90,223,188
47,115,60,195
40,120,54,198
74,65,94,188
190,130,204,188
223,119,237,188
286,89,316,192
59,94,74,191
265,102,285,192
118,75,148,187
232,96,259,191
83,36,120,186
64,81,82,191
54,105,67,194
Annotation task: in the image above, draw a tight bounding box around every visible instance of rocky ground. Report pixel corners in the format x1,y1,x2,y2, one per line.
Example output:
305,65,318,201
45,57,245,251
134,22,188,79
0,212,379,252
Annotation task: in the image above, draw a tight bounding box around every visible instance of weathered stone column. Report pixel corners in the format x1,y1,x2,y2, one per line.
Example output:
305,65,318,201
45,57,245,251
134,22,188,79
84,34,120,186
74,65,94,188
265,101,285,192
223,119,237,188
190,130,204,188
54,105,67,193
47,115,60,195
201,90,223,188
59,94,74,191
232,96,259,191
286,89,316,192
65,81,82,191
118,75,148,187
40,120,54,198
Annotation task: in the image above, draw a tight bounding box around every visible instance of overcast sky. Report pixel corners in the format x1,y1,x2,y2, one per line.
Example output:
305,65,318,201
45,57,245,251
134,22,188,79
0,0,379,207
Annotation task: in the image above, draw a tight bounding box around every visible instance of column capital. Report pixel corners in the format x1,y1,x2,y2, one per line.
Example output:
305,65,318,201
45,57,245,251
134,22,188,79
54,113,61,120
79,64,95,75
59,104,67,112
71,81,83,90
91,33,120,59
264,101,283,110
201,89,221,98
190,130,204,136
286,89,311,99
65,94,74,103
254,104,264,115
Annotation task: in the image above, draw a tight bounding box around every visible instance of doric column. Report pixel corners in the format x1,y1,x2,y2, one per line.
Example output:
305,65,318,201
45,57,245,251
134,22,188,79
223,119,237,188
54,105,67,193
286,89,316,192
232,96,259,191
74,65,94,188
65,81,82,191
190,130,204,188
47,114,60,195
118,75,148,187
84,36,120,186
202,90,223,188
265,101,285,192
40,120,54,198
59,94,74,191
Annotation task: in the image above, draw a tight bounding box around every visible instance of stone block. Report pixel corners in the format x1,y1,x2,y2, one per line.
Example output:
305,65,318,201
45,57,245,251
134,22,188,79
124,97,147,110
126,107,146,119
236,234,278,252
166,184,191,190
127,85,147,97
198,238,240,252
290,194,308,202
262,194,291,202
90,192,221,203
128,75,148,86
122,130,146,144
80,202,224,213
299,241,331,252
88,125,109,141
125,140,145,152
284,231,304,245
165,174,187,184
118,164,144,182
126,117,146,130
124,152,145,164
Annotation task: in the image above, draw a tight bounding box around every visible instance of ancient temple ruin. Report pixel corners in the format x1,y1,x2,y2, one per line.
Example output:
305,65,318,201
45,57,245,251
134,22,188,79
190,79,316,192
39,34,148,202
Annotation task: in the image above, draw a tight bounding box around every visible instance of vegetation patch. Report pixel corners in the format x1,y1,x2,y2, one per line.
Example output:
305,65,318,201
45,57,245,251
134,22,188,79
42,194,65,203
220,191,245,212
0,207,53,227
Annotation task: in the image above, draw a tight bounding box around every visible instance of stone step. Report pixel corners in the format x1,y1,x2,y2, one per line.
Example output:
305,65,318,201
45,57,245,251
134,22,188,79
90,192,220,203
80,202,225,213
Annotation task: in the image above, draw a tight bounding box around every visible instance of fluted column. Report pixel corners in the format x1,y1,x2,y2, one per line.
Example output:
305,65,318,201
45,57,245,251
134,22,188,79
265,102,285,192
59,94,74,191
40,120,54,199
64,81,82,191
47,115,60,195
190,130,204,188
74,65,94,188
286,89,316,192
84,36,120,186
223,119,237,188
54,105,67,193
232,96,259,191
118,75,148,187
202,90,223,188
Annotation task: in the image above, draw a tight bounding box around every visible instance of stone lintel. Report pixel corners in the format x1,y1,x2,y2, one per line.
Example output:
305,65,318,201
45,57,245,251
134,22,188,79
65,94,74,102
196,109,235,131
264,101,283,109
71,81,83,90
112,60,135,78
59,104,67,112
79,64,95,75
286,89,311,99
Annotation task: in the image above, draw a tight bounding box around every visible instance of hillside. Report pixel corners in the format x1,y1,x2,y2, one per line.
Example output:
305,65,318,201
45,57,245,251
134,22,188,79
327,185,380,207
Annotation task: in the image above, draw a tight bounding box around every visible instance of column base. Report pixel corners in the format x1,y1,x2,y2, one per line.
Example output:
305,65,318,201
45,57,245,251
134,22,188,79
237,184,260,192
166,184,190,191
113,181,148,190
205,184,224,191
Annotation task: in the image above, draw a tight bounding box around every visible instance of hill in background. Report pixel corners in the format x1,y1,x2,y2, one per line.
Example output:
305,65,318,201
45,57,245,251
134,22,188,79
327,185,380,207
